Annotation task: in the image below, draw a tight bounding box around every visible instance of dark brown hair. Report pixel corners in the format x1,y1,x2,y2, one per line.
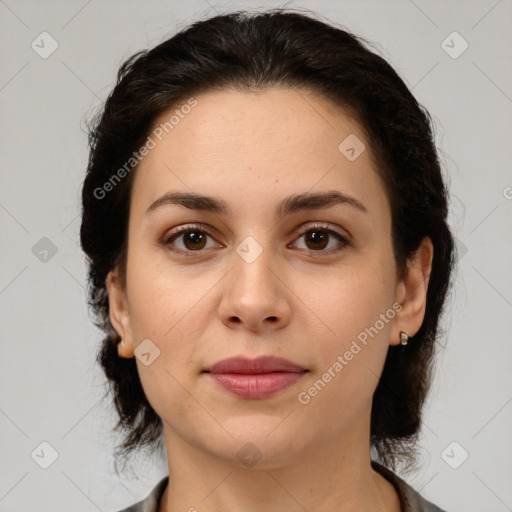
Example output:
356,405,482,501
80,7,455,474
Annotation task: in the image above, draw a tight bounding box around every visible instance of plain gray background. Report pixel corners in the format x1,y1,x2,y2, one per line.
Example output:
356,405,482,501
1,0,511,511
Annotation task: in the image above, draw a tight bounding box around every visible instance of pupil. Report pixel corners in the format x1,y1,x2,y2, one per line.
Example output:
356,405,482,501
307,230,328,250
185,231,206,250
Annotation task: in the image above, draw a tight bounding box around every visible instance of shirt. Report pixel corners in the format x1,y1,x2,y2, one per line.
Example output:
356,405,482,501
114,460,447,512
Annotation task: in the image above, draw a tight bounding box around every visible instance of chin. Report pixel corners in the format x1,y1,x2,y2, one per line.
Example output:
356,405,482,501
206,417,310,469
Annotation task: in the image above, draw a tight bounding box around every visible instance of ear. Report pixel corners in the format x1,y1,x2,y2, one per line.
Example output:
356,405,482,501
390,236,434,346
105,269,135,358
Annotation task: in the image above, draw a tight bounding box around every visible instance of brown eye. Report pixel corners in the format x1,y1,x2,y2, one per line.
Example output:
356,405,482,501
303,229,329,250
292,225,349,253
164,225,219,255
180,230,207,250
163,223,348,257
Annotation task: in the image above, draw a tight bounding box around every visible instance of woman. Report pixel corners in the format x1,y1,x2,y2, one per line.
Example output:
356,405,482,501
80,8,454,512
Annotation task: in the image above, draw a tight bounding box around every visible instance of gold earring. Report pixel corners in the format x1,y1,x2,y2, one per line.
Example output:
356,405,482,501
399,331,409,346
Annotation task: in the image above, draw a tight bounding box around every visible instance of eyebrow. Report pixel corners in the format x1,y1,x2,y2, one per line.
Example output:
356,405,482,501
145,190,368,217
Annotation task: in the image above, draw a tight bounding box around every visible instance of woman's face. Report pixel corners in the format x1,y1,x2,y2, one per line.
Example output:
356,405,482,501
107,87,430,468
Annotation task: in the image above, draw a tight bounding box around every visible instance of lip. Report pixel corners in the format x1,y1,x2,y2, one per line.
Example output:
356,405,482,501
203,356,308,399
204,355,306,374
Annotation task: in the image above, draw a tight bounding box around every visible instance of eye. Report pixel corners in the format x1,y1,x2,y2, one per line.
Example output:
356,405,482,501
290,224,350,254
163,222,350,257
163,224,221,255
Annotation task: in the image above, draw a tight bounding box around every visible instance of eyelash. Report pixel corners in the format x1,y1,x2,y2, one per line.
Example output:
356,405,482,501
163,223,350,257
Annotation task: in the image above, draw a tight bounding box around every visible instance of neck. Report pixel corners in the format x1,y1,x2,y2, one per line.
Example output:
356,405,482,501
158,420,401,512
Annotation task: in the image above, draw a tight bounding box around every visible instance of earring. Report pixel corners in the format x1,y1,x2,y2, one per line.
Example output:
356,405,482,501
399,331,409,346
119,339,124,347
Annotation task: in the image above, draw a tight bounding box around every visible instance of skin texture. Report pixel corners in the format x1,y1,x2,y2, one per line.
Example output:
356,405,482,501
106,88,433,512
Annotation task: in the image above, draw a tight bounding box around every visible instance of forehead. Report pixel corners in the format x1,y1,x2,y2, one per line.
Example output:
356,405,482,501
130,87,389,221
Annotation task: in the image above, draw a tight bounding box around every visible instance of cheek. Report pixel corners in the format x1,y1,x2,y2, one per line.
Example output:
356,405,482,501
312,260,394,341
303,251,396,394
125,245,211,340
124,248,227,405
125,253,213,421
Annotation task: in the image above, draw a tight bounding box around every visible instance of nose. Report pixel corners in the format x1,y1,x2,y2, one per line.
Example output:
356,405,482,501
218,244,292,333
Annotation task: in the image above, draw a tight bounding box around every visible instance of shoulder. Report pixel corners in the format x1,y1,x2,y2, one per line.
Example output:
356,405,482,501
371,461,448,512
112,476,169,512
